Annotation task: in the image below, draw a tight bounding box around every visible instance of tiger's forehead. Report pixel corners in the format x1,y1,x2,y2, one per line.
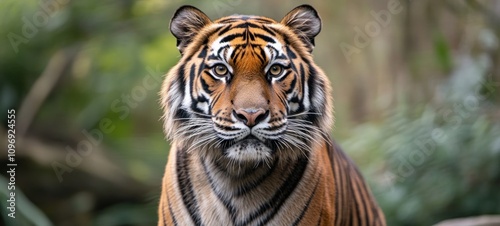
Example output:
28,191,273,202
207,15,286,62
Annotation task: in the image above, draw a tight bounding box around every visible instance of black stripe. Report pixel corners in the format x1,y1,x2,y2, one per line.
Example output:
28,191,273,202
212,154,232,173
176,149,204,226
300,63,306,98
291,176,320,226
277,70,293,83
235,158,279,196
286,46,297,59
211,26,223,37
334,144,347,225
200,75,212,94
221,34,244,43
267,27,280,37
261,25,276,36
213,109,222,117
242,29,248,41
328,139,342,225
189,64,196,93
239,49,246,59
298,50,310,64
247,21,265,27
166,193,178,226
189,64,206,114
353,176,368,226
197,95,209,105
255,46,266,64
247,29,256,41
199,27,221,47
300,64,306,95
352,178,362,226
211,93,223,110
217,46,228,59
241,156,309,225
344,157,354,226
255,34,276,43
201,157,238,225
174,108,190,120
197,47,207,59
306,65,320,125
197,63,206,78
207,54,219,60
275,53,287,60
234,22,261,29
218,24,233,36
353,167,374,226
232,49,242,61
174,64,186,106
230,161,267,180
259,156,310,225
282,33,291,46
316,209,323,226
230,45,242,60
183,43,197,63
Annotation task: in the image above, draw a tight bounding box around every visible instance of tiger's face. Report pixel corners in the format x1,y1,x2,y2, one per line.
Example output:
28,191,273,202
161,5,333,164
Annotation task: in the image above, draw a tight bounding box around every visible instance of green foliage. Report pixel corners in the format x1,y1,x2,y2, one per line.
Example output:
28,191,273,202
344,62,500,225
433,31,452,72
1,1,172,225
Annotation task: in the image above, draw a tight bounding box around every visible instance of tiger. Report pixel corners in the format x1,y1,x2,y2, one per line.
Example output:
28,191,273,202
158,4,386,226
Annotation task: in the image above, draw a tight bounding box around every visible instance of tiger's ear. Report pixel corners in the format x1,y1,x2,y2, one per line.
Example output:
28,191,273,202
280,5,321,52
170,5,212,54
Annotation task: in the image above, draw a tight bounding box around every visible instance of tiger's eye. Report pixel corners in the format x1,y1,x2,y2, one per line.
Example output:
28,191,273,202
269,65,283,77
213,64,228,76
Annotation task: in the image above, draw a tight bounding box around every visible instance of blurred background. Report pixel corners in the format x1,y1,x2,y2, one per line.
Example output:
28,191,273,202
1,0,499,225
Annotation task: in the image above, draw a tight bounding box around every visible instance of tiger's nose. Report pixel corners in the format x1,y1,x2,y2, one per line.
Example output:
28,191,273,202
233,108,269,127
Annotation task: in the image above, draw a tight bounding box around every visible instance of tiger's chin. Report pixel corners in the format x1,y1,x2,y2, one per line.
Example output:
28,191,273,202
224,138,273,163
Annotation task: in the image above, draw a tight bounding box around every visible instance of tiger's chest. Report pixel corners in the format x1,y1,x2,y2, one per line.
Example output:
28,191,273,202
165,146,329,226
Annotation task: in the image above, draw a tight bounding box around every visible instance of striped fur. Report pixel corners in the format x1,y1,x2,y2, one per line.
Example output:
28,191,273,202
158,5,386,226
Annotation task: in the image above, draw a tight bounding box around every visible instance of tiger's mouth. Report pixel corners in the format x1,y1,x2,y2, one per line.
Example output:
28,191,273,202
240,134,261,142
224,136,274,162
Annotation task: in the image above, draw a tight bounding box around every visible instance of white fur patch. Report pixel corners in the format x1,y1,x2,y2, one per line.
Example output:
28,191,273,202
226,139,272,162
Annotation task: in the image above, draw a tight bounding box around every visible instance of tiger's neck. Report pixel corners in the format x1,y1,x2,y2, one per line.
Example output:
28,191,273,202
199,150,310,197
167,142,326,225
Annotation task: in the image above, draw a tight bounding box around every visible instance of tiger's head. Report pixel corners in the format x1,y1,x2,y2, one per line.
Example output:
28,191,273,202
160,5,333,164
